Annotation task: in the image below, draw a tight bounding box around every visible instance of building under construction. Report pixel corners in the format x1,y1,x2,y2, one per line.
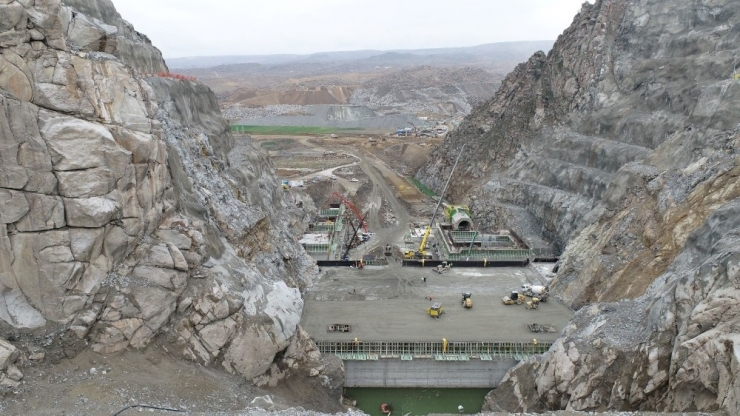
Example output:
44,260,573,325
299,193,369,260
405,204,532,263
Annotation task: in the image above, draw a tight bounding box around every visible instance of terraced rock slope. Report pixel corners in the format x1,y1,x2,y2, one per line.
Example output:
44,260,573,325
418,0,740,413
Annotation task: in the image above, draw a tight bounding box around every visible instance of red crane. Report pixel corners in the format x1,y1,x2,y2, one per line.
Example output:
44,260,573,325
330,192,368,233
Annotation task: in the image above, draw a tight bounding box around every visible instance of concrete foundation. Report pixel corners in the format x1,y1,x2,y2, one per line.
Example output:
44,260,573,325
345,358,517,388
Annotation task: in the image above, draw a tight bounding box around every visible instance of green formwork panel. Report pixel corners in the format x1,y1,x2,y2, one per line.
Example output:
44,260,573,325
479,354,493,361
400,354,413,361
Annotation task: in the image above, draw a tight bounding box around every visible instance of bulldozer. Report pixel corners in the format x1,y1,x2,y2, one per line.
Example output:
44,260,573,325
427,302,445,318
462,292,472,308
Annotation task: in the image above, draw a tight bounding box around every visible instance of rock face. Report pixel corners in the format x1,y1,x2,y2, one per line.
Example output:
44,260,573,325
350,66,502,116
0,0,317,383
417,0,740,413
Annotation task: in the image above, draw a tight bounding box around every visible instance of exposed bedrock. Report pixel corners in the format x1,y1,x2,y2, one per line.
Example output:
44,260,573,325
417,0,740,413
0,0,324,386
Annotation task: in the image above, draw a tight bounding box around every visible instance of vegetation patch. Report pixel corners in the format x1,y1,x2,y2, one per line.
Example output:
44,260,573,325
409,177,436,197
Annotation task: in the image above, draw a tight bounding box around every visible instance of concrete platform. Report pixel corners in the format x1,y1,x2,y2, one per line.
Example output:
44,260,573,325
301,265,573,344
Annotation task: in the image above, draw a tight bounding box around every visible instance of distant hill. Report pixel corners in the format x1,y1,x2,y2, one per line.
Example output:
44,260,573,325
166,41,555,71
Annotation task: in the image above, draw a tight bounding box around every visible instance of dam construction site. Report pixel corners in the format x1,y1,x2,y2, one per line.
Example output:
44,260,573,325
3,1,740,416
278,138,571,406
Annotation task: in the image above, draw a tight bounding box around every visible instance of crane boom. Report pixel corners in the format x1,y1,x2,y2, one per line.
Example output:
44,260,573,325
341,212,368,261
406,145,465,259
331,192,367,232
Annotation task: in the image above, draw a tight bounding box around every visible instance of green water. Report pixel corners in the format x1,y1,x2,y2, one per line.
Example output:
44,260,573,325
344,387,490,416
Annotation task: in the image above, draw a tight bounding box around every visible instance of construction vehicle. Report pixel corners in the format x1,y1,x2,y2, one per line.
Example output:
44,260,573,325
404,145,465,259
526,297,540,310
522,284,549,301
330,192,367,233
341,213,368,261
502,290,524,305
434,261,451,274
462,292,472,308
427,302,445,318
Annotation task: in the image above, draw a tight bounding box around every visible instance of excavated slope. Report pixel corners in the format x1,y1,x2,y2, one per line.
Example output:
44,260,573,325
418,0,740,413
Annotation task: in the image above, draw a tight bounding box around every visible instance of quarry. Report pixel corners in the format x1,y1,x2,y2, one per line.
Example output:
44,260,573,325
1,0,740,415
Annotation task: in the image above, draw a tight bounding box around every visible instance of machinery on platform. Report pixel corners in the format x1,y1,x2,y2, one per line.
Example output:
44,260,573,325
502,290,525,305
462,292,472,308
330,192,367,233
341,213,368,262
526,297,540,310
434,261,451,274
522,284,549,301
427,302,445,318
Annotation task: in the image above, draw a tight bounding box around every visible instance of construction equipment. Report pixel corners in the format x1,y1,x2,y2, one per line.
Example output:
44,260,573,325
407,121,418,136
526,297,540,310
404,145,465,259
528,323,557,333
341,213,368,261
434,261,451,274
522,284,549,301
327,324,351,333
462,292,472,308
330,192,367,233
502,290,524,305
427,302,445,318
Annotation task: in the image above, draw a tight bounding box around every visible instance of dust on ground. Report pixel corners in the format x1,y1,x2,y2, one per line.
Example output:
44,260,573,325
1,341,345,415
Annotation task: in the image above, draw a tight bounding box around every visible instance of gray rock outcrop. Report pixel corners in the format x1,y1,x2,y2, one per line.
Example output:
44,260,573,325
417,0,740,413
0,0,318,384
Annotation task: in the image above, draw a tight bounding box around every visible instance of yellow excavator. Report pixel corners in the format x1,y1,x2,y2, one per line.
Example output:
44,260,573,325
404,145,465,259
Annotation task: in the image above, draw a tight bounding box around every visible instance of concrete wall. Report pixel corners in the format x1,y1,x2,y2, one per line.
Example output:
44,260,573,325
344,358,517,388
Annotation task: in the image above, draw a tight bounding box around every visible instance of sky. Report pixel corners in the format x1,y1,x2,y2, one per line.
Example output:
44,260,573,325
113,0,594,59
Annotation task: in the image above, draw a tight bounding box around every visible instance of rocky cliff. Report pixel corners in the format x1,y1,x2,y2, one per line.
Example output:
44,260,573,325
418,0,740,413
0,0,327,393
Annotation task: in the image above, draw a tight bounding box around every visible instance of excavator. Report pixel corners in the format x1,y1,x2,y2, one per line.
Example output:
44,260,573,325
404,145,465,259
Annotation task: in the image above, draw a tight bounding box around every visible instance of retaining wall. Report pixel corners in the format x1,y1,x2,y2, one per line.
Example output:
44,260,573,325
344,358,517,388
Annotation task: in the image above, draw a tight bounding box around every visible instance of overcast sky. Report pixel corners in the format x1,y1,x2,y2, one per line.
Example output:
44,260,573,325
113,0,594,58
